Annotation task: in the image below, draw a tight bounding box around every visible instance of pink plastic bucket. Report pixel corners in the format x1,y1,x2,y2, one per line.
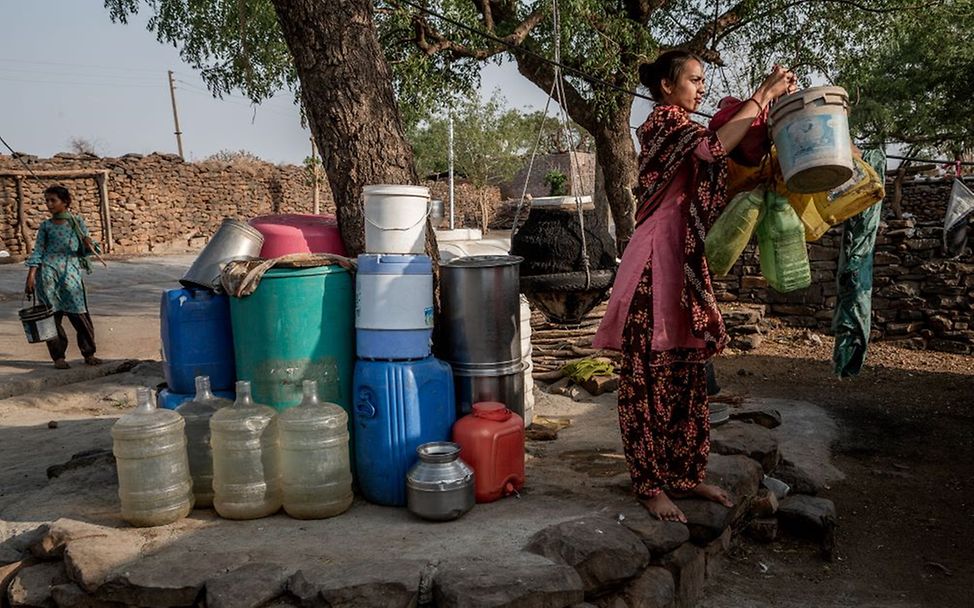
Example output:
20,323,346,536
249,214,346,258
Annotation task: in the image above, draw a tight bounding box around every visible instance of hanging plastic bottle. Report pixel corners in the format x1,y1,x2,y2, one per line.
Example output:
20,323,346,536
210,380,281,519
111,387,193,527
705,188,765,277
757,189,812,293
279,380,353,519
176,376,232,508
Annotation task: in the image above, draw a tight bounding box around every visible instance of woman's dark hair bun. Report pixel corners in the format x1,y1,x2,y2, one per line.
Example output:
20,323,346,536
639,50,702,102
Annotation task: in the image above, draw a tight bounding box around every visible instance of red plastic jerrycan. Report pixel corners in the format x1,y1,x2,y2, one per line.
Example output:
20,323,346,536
452,402,525,503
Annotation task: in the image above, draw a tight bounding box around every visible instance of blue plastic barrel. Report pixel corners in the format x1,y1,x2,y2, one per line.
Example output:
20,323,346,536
160,288,236,394
353,357,455,506
355,254,433,360
157,387,235,410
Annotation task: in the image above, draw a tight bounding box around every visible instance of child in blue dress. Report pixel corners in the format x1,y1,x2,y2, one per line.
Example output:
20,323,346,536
24,185,102,369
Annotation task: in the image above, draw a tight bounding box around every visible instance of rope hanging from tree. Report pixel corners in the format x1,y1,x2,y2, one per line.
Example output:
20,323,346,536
510,0,593,290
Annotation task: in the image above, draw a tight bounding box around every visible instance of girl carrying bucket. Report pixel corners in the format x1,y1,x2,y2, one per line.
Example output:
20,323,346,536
593,51,796,522
24,185,102,369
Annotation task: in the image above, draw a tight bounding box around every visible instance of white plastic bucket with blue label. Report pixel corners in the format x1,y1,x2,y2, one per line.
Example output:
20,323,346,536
770,86,854,194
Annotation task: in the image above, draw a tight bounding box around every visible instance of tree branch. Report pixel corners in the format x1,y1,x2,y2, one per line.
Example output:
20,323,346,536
680,0,754,65
410,7,544,61
513,46,599,133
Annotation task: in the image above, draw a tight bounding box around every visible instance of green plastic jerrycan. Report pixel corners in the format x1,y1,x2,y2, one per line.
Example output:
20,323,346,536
705,188,765,277
757,189,812,293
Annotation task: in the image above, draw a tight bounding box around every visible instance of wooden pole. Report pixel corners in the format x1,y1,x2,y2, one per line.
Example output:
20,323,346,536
15,176,31,255
311,136,320,215
168,70,185,158
96,172,112,253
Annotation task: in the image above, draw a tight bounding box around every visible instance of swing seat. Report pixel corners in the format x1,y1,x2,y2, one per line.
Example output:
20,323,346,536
520,269,615,324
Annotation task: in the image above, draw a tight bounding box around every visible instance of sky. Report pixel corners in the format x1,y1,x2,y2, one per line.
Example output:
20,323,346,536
2,1,569,165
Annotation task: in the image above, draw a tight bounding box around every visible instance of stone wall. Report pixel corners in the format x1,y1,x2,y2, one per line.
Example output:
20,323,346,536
1,154,503,256
0,153,331,256
715,178,974,354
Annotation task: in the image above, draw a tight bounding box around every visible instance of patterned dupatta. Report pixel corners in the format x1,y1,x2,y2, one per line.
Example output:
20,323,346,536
634,104,729,352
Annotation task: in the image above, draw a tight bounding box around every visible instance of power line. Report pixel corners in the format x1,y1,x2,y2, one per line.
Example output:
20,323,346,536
0,57,172,75
0,75,161,89
887,154,974,166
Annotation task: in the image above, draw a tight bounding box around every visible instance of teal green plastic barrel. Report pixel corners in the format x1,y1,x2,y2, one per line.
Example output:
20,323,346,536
229,266,354,414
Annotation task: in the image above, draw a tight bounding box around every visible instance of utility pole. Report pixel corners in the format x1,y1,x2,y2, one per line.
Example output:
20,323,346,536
311,137,320,215
167,70,184,158
448,112,455,230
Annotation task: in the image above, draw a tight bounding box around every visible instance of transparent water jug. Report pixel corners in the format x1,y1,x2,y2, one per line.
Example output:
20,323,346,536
705,188,765,277
210,380,281,519
176,376,231,508
111,387,193,527
757,190,812,293
279,380,353,519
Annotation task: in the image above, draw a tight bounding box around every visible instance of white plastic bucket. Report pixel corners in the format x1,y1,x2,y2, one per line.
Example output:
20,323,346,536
364,185,431,254
770,86,854,194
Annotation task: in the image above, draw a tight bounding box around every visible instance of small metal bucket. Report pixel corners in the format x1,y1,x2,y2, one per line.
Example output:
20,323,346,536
19,297,57,343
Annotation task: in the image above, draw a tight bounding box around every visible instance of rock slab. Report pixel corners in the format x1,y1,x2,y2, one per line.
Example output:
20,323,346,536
622,567,675,608
8,561,68,607
778,495,836,555
621,516,689,558
206,562,293,608
772,458,823,496
289,559,422,608
710,422,780,472
434,553,584,608
525,516,650,595
657,544,704,608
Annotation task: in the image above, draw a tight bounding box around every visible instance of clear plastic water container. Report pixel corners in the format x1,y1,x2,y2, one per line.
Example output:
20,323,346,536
279,380,354,519
176,376,232,508
210,381,281,519
111,387,194,527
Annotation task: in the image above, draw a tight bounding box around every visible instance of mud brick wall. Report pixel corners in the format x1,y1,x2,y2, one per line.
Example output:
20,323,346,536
1,153,502,256
714,178,974,355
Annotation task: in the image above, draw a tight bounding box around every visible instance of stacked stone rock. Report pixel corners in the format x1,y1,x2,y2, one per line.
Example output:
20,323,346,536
1,154,501,258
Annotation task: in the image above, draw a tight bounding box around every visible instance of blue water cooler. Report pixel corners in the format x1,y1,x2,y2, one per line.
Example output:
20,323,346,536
355,254,433,360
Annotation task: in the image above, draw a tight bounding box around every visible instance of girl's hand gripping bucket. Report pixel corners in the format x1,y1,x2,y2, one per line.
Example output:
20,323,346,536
19,295,57,344
363,185,431,254
769,86,855,194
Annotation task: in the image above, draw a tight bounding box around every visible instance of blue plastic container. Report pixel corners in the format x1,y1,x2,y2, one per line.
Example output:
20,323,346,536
161,288,236,394
157,387,235,410
355,254,434,360
353,357,455,506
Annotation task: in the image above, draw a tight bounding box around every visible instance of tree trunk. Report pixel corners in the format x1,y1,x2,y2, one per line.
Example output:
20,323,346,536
592,119,638,254
271,0,416,256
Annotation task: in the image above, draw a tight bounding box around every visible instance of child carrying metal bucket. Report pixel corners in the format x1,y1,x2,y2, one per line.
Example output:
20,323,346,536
24,185,102,369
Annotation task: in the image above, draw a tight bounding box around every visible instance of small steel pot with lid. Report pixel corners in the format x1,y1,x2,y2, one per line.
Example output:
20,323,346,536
406,442,475,521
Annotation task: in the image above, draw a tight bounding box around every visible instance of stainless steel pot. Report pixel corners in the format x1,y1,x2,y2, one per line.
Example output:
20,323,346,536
452,361,525,419
181,219,264,290
406,442,474,521
438,255,523,366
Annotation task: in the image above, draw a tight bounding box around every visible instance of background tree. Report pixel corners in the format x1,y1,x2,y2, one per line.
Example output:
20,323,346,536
379,0,935,249
105,0,415,255
837,1,974,155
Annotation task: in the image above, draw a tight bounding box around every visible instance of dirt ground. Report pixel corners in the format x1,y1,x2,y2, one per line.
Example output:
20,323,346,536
2,256,972,606
701,324,973,608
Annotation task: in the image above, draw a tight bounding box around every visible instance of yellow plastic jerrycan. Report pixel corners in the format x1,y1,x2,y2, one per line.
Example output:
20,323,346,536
814,156,885,225
705,187,765,277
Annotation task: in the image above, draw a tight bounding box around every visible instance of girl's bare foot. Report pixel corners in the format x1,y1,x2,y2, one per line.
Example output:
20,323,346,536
84,356,103,366
54,359,70,369
691,483,734,507
640,493,687,523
